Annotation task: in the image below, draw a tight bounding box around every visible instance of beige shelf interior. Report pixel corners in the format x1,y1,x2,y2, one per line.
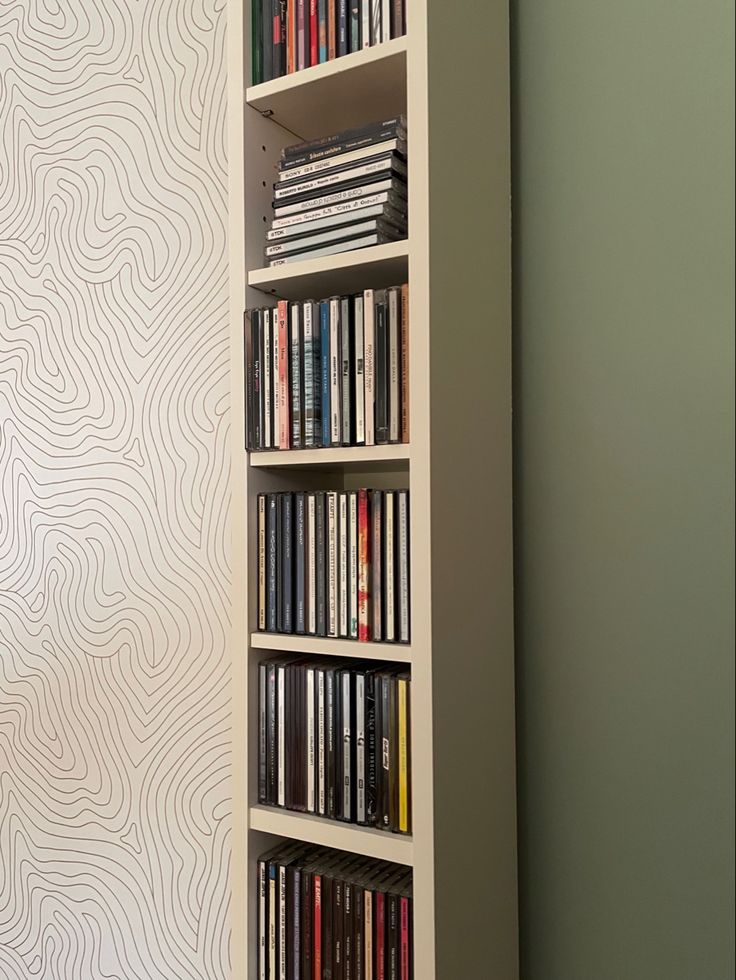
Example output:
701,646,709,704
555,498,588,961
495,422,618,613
246,36,408,140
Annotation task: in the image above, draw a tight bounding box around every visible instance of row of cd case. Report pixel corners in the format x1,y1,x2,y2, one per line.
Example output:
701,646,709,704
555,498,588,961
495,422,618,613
257,489,410,644
245,285,408,452
258,658,411,833
257,845,413,980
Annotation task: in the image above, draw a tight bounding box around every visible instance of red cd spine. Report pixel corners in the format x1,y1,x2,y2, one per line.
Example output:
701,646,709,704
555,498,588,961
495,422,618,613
358,488,371,641
376,892,385,980
278,300,290,448
327,0,336,59
310,0,319,64
400,896,410,980
313,874,322,979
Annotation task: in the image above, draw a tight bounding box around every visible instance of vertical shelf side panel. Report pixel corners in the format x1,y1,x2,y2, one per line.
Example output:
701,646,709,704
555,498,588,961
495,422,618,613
405,3,437,979
425,0,518,977
227,0,248,977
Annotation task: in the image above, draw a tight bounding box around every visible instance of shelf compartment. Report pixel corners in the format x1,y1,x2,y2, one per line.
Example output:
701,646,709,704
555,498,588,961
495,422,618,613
250,444,410,471
250,632,412,663
246,37,408,141
249,805,413,866
248,240,409,300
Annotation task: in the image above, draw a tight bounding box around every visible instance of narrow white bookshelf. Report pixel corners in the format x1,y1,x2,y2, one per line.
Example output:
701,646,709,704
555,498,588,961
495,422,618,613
228,1,517,977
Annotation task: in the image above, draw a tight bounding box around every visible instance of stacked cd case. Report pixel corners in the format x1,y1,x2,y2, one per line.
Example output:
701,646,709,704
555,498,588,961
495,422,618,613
263,118,407,266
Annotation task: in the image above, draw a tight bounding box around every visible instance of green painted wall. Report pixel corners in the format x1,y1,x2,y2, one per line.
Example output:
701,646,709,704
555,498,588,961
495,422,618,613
511,1,735,978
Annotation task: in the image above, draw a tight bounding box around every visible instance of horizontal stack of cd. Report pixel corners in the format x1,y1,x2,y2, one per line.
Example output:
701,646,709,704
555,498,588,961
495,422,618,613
257,846,413,980
245,284,408,451
265,117,407,267
257,489,410,643
259,658,411,832
252,0,407,85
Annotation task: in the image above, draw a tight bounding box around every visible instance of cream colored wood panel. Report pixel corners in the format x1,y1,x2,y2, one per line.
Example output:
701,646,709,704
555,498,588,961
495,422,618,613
248,241,410,301
228,0,248,976
251,633,413,662
249,806,413,865
250,444,410,470
405,2,437,976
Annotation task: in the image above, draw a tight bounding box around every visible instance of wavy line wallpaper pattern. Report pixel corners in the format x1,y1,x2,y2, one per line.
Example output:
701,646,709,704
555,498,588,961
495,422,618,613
0,1,231,978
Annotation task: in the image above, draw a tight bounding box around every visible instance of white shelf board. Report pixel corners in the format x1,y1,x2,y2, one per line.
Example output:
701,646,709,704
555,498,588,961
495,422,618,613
250,444,410,470
250,805,414,866
250,632,412,664
248,240,409,300
246,37,408,140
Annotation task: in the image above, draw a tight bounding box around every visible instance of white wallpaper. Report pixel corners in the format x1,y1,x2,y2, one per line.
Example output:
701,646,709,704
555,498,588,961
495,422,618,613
0,2,231,978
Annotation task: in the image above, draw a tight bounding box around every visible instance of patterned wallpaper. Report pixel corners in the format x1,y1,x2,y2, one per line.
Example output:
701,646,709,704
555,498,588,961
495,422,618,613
0,2,231,978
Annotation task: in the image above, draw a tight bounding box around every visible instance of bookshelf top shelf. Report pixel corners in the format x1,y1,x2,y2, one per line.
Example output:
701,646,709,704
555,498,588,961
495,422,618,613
246,37,408,140
248,240,409,300
250,805,414,866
